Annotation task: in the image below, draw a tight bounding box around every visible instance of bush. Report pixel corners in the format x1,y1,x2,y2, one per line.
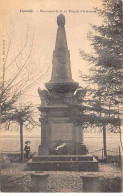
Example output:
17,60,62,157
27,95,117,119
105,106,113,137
1,155,10,169
100,177,121,192
107,155,121,166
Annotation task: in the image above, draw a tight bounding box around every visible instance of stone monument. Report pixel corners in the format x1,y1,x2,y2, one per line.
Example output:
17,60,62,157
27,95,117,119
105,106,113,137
27,14,98,171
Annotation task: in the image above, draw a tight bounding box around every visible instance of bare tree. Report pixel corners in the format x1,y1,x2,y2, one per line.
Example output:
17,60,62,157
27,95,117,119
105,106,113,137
0,24,50,159
0,24,50,127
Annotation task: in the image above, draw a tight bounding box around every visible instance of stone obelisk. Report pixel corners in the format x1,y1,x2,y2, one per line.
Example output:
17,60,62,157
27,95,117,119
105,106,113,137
38,14,87,155
45,14,78,96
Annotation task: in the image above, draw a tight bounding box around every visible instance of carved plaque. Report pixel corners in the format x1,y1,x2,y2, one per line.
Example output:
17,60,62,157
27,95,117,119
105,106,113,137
51,123,73,140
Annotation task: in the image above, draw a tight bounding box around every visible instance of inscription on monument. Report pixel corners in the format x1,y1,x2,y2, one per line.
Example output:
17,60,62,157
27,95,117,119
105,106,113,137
51,123,73,140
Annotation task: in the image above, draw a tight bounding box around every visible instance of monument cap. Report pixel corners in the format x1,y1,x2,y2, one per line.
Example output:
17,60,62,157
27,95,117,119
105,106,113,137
57,14,65,26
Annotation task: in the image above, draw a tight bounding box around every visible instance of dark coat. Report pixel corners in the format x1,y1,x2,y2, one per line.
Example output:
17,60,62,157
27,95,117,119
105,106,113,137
24,145,30,152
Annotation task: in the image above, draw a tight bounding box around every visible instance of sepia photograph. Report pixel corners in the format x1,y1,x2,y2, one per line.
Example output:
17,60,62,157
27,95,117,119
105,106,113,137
0,0,122,193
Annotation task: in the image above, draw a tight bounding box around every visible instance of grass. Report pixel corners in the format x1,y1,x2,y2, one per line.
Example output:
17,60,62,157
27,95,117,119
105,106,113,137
1,134,120,159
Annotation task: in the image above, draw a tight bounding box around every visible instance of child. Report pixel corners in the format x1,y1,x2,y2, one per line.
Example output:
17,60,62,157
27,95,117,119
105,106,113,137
24,141,31,160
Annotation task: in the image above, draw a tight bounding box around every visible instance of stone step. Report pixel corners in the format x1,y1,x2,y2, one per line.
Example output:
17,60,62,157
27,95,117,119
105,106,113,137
27,158,98,171
32,154,93,162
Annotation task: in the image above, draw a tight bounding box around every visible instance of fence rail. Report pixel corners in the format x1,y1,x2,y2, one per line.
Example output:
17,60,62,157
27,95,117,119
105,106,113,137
90,149,102,154
89,146,120,160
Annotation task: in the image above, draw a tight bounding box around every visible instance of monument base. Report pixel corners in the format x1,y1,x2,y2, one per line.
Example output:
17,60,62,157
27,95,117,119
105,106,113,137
38,144,49,155
76,144,88,155
38,142,88,155
27,154,98,171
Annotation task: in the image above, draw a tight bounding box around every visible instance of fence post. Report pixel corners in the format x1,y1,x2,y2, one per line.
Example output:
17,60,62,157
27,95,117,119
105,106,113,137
102,148,103,159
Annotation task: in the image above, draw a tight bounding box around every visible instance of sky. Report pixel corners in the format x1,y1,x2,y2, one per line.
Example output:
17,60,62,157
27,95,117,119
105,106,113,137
0,0,104,134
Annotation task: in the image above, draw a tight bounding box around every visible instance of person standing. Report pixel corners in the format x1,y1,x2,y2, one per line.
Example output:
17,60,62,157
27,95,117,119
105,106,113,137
24,141,31,160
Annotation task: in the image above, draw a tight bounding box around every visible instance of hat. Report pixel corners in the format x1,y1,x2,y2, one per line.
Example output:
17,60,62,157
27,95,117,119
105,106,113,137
25,141,30,144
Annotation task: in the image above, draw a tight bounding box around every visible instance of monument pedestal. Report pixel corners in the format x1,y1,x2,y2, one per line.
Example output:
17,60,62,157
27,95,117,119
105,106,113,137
81,174,100,192
31,172,49,192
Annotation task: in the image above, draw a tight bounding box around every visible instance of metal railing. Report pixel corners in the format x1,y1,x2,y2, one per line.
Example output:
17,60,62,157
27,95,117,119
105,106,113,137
90,147,121,160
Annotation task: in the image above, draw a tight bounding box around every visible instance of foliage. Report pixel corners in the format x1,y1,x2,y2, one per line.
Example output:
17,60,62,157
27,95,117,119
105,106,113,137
79,0,122,130
0,82,19,124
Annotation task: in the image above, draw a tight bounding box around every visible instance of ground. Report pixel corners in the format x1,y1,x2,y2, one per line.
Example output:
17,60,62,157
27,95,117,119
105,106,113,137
1,162,122,192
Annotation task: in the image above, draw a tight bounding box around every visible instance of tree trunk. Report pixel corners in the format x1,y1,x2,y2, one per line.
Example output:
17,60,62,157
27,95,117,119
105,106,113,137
103,123,107,160
20,121,24,161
